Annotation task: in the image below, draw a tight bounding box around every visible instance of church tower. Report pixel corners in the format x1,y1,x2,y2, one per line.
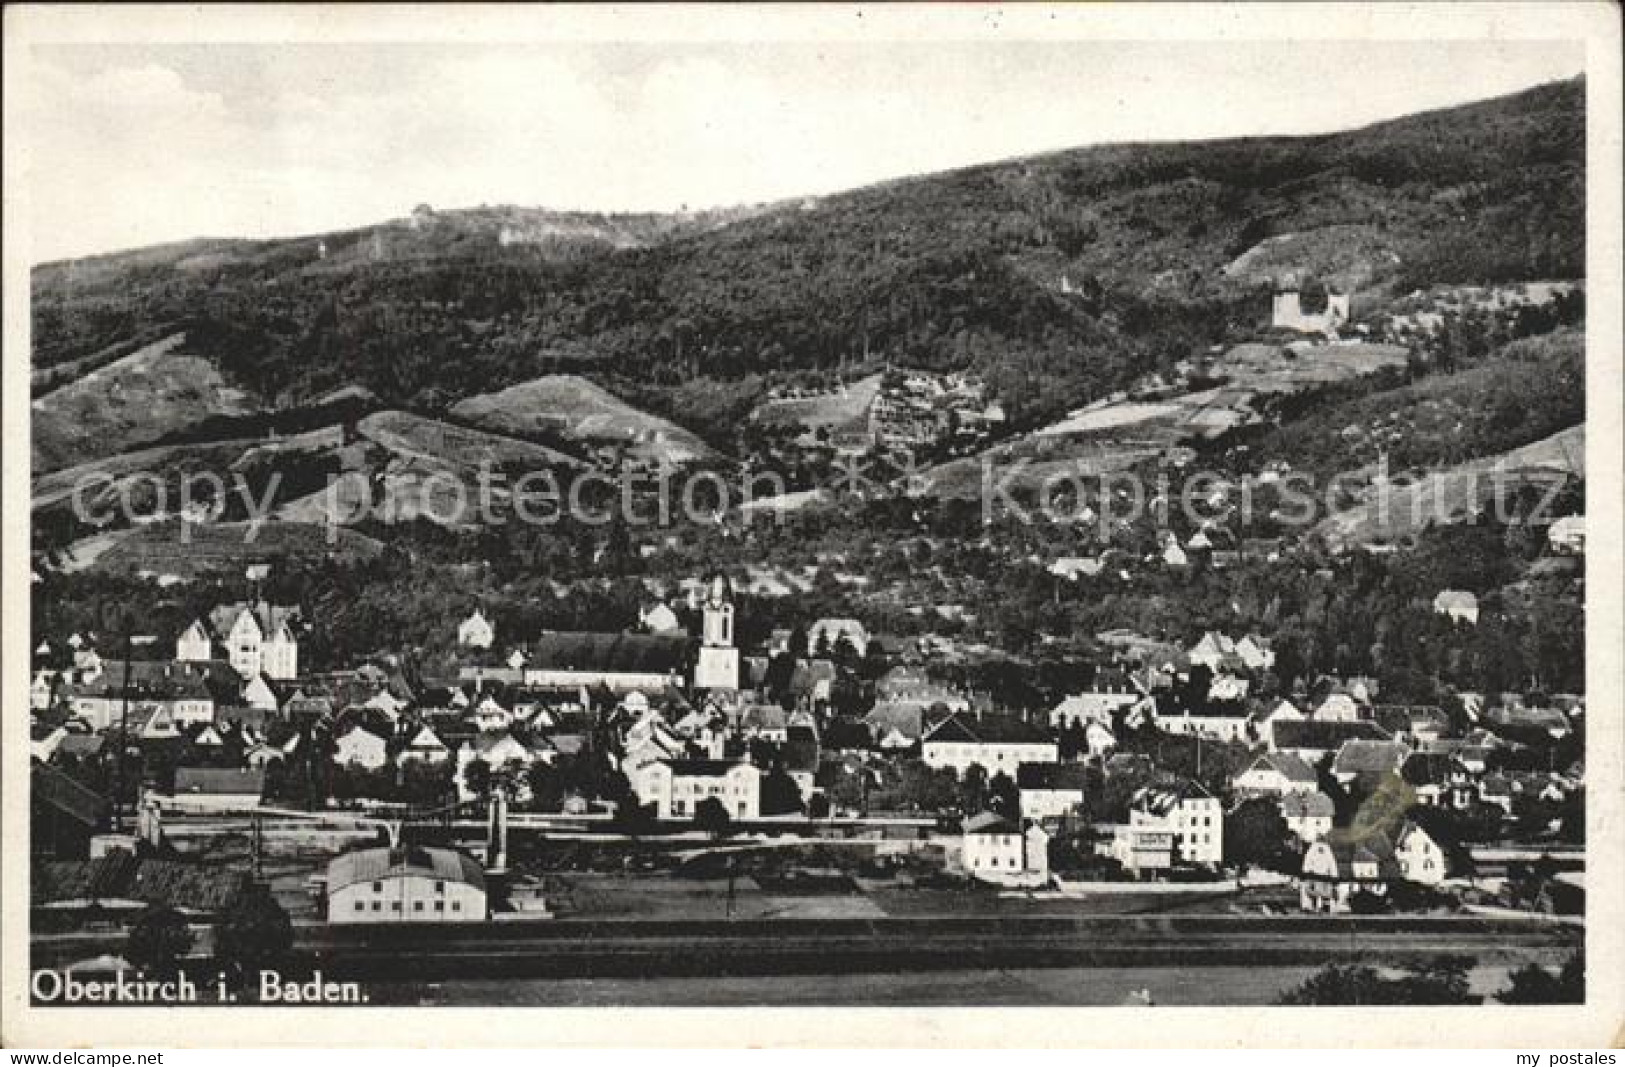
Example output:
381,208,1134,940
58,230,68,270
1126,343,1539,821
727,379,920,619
693,574,739,691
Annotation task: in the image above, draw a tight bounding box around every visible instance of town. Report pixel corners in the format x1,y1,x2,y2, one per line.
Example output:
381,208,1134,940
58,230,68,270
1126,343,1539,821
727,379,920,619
24,65,1591,1011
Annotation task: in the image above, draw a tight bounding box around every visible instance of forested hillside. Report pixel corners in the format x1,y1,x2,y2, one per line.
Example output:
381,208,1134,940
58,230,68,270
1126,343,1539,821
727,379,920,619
31,77,1584,452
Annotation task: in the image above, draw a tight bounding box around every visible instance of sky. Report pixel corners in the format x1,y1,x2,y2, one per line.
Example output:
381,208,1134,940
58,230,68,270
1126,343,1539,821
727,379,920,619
21,39,1584,263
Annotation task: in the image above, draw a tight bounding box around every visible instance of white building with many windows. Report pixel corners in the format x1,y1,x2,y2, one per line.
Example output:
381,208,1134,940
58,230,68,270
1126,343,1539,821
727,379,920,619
632,759,761,820
326,846,486,923
1127,780,1223,866
921,714,1057,777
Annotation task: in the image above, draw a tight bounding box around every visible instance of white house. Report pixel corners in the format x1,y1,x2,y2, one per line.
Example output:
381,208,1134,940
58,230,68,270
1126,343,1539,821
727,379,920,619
1547,515,1585,554
327,845,486,924
922,714,1058,777
1015,763,1089,822
632,759,761,820
1154,705,1251,744
638,602,683,635
1128,780,1222,866
960,812,1050,886
457,609,495,649
397,724,451,765
1299,834,1399,913
1049,678,1141,728
1393,821,1450,886
1232,752,1320,798
183,603,300,680
1235,635,1275,671
1433,590,1480,626
334,726,390,770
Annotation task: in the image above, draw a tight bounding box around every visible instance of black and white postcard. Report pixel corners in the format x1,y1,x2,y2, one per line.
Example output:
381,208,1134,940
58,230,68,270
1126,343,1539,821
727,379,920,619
3,1,1621,1049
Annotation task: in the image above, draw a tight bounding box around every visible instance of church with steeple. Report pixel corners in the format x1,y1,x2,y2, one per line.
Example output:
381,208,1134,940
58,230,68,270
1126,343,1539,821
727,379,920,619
692,573,739,691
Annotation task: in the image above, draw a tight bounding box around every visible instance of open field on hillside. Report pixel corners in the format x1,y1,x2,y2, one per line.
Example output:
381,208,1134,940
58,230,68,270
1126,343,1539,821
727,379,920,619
451,374,718,466
754,374,884,432
31,333,258,473
1316,423,1584,550
359,410,581,471
92,519,383,577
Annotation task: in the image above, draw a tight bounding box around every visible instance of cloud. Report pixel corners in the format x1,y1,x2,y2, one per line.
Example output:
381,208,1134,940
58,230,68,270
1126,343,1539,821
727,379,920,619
19,41,1584,262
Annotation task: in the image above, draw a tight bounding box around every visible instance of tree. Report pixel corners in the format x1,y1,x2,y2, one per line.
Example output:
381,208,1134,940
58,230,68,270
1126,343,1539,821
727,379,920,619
694,796,733,838
760,767,805,816
462,757,492,800
214,885,293,992
126,905,194,976
1223,797,1295,872
1277,956,1478,1005
1497,952,1583,1004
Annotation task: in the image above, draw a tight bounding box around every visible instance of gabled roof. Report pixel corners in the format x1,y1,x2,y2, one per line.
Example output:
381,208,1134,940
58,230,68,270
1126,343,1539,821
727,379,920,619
174,766,265,796
531,632,692,674
962,811,1018,835
924,713,1051,746
1130,778,1213,816
1243,751,1318,784
661,758,756,778
1280,791,1335,818
1332,740,1411,776
1016,762,1090,791
1271,719,1390,751
327,846,485,893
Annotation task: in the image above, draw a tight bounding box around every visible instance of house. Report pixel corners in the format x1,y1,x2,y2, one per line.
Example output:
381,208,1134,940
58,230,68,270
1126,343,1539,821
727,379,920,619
172,767,265,811
1233,752,1320,798
1299,834,1400,913
327,845,486,923
1207,672,1251,703
1433,590,1480,626
1401,753,1477,810
1547,515,1584,554
1127,780,1222,866
1269,719,1389,763
808,618,869,657
397,724,451,765
1049,557,1104,581
1313,691,1365,722
1102,825,1176,878
637,602,683,636
737,703,790,743
1154,703,1252,744
1049,672,1142,727
1188,632,1241,672
457,609,495,649
1330,740,1412,793
1280,791,1336,843
180,602,300,680
32,723,68,762
1372,704,1451,745
1393,821,1450,886
632,759,762,820
960,812,1049,886
327,721,387,767
31,670,57,711
1016,762,1089,822
921,714,1058,776
1235,635,1275,671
